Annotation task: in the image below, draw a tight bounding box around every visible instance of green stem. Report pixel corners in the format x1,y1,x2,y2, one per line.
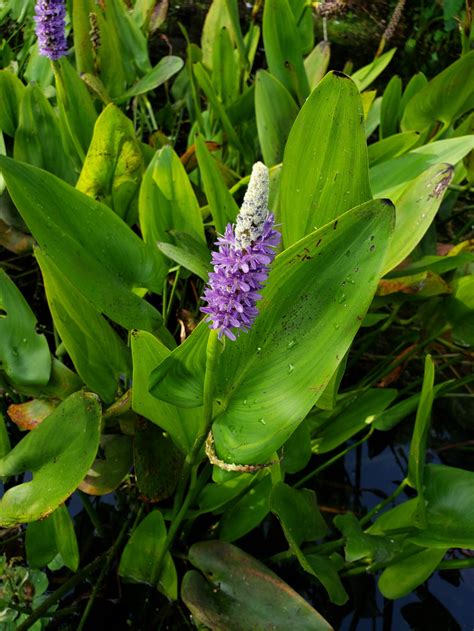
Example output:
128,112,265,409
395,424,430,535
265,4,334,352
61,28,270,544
152,330,222,579
439,558,474,571
164,267,181,326
78,491,106,537
359,478,408,527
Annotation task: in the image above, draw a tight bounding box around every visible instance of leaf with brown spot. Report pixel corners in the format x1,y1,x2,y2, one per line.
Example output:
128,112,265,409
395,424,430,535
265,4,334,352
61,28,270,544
7,399,56,431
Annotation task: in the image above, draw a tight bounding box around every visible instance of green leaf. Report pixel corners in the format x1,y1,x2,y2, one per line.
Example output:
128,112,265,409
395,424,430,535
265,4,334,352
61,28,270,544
0,413,10,462
219,474,272,542
201,0,235,69
72,0,96,75
213,199,394,464
76,104,145,224
116,56,184,103
262,0,310,104
156,237,212,281
334,513,401,564
197,472,255,514
139,145,205,256
37,249,131,403
182,541,333,630
133,419,184,502
400,72,428,116
0,391,101,526
378,546,447,600
368,131,420,166
407,355,435,497
0,269,51,387
79,434,133,495
304,40,331,90
0,156,166,334
0,70,25,137
315,353,348,411
119,510,177,600
382,164,453,274
195,134,239,234
312,388,397,454
13,84,74,183
270,481,328,546
289,0,314,54
281,420,312,474
410,464,474,549
193,62,247,155
280,71,372,247
212,25,240,105
370,136,474,200
255,70,299,167
15,358,83,401
131,329,198,453
53,57,98,163
401,51,474,133
26,505,79,572
149,321,209,409
351,49,396,92
304,554,348,605
380,75,402,139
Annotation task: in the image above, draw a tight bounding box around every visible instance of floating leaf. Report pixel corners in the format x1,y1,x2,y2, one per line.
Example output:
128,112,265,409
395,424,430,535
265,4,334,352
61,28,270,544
182,541,333,630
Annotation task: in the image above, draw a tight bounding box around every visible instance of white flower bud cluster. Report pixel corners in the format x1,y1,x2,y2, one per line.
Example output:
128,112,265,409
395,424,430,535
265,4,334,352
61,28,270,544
234,162,270,249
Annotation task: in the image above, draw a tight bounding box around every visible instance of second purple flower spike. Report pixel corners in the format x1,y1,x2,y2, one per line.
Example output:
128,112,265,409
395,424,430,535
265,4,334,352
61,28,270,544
34,0,68,61
201,162,281,341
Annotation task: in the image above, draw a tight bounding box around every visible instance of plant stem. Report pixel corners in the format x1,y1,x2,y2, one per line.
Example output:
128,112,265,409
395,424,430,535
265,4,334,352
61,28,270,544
152,330,222,579
78,491,106,537
359,478,408,527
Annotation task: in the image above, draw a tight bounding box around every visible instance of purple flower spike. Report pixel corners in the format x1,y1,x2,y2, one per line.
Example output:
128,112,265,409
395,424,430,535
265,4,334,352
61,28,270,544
34,0,68,61
201,162,281,341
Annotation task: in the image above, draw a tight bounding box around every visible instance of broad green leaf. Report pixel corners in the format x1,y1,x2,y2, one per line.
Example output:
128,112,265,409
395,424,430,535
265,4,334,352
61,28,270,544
222,0,248,69
365,96,382,138
445,275,474,346
131,330,198,453
0,391,101,526
133,419,184,502
270,482,327,546
15,357,83,401
0,413,10,462
407,355,435,497
368,131,420,166
401,51,474,133
37,249,131,403
0,270,51,387
195,134,239,234
149,321,209,409
304,40,331,90
368,499,418,535
0,157,166,334
212,199,394,464
255,70,299,167
280,71,372,247
156,238,212,281
400,72,428,116
76,104,145,224
182,541,332,630
312,388,397,454
13,84,74,183
139,145,205,257
0,71,25,137
262,0,310,104
382,164,453,273
380,75,402,139
201,0,236,69
79,434,133,495
119,510,177,600
378,546,446,600
351,49,396,92
371,136,474,199
116,56,184,103
219,474,272,542
72,0,96,74
26,505,79,572
410,464,474,549
315,352,348,411
53,57,98,162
